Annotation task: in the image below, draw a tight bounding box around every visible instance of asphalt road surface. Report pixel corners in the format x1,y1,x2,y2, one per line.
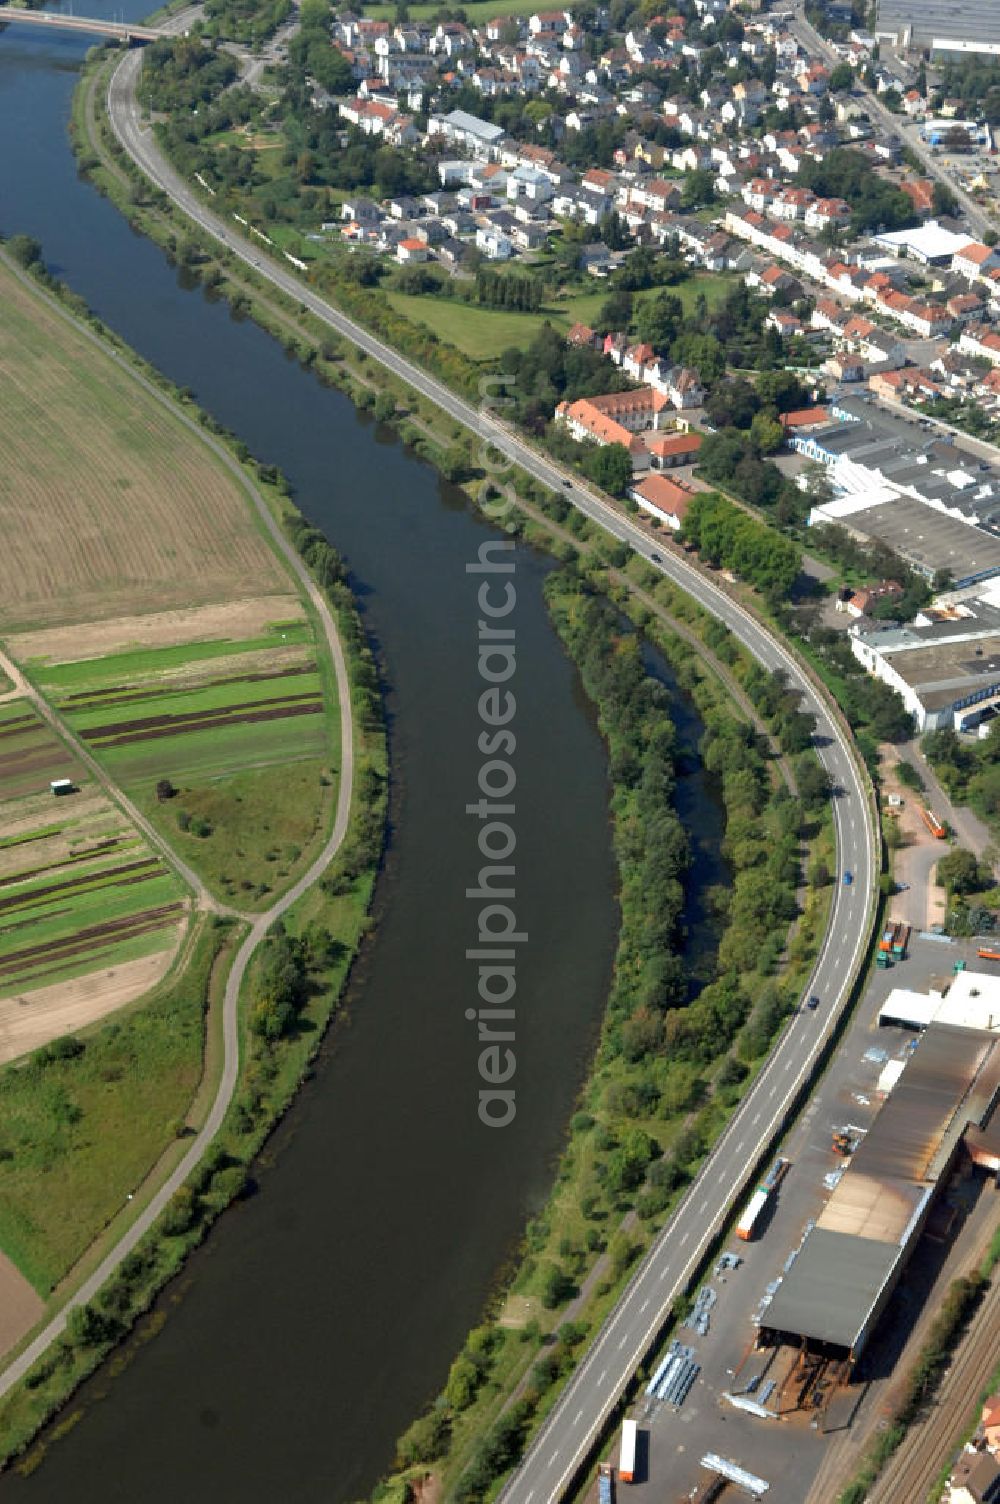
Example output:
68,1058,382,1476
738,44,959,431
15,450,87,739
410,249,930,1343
108,54,879,1500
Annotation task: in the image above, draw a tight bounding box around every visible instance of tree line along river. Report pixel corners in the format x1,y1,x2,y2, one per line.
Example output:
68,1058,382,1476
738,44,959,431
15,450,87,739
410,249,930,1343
0,15,725,1500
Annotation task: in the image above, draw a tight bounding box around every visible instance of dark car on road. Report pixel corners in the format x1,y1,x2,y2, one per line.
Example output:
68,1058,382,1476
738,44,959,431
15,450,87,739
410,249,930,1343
807,995,820,1010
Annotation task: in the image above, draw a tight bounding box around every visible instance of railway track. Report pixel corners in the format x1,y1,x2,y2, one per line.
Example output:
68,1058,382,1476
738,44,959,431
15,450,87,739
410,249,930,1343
866,1273,1000,1504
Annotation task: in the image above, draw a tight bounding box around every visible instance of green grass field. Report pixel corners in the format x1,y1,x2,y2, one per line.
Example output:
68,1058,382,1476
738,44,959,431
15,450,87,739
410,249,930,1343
36,623,339,908
386,272,739,361
386,292,549,359
0,920,225,1293
0,702,186,993
365,0,539,18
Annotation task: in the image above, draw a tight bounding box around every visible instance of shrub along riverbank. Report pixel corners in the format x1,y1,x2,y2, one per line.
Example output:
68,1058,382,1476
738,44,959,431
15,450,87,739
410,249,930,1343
0,256,387,1472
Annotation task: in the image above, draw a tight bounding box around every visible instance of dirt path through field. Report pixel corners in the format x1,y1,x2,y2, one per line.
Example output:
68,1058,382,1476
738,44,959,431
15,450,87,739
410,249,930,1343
0,1256,44,1359
0,937,183,1065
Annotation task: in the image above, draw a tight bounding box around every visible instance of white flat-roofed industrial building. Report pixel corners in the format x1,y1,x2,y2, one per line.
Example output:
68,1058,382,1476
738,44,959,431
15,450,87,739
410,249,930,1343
879,970,1000,1031
850,601,1000,732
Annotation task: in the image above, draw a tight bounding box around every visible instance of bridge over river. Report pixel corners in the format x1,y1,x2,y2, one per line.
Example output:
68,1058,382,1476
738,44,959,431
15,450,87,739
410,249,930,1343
0,7,162,42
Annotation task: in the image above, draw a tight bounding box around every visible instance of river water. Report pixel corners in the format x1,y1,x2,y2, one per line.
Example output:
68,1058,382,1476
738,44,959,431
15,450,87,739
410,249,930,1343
0,19,723,1501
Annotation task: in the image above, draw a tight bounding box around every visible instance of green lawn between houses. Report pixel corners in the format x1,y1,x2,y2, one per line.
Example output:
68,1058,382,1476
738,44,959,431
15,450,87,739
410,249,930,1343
386,273,738,361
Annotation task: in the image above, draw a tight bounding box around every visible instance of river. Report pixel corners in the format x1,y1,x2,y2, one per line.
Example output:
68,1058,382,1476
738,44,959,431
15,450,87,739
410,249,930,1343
0,19,723,1501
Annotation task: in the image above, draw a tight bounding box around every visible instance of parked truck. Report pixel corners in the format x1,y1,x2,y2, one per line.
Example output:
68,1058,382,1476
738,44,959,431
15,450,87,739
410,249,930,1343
598,1462,615,1504
736,1157,788,1239
892,923,910,959
619,1420,637,1485
920,807,947,839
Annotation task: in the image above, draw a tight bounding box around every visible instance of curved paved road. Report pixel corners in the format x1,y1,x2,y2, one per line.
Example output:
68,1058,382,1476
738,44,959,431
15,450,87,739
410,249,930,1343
789,3,994,241
107,59,878,1499
0,254,354,1400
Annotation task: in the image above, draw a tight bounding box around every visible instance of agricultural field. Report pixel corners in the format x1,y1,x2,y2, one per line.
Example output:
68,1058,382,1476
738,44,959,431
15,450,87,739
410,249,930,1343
0,699,188,1061
0,918,225,1295
19,598,339,909
0,258,286,633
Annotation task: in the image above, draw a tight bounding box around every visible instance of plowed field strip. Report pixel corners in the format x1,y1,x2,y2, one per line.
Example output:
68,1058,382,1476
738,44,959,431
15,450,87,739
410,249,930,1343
61,660,317,711
0,716,42,740
0,903,185,974
0,838,124,889
0,858,159,915
81,690,321,739
88,698,323,748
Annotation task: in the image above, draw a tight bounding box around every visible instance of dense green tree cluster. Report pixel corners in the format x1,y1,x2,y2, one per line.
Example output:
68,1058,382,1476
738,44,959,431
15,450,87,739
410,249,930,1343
248,928,309,1040
139,38,238,113
783,620,914,752
798,148,916,235
681,492,801,601
475,268,543,312
201,0,290,46
286,0,353,95
937,60,1000,123
810,522,935,621
922,723,1000,833
583,441,634,498
500,323,630,430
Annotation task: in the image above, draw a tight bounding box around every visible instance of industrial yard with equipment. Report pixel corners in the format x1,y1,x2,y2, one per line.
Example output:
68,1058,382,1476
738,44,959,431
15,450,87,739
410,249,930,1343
585,942,1000,1503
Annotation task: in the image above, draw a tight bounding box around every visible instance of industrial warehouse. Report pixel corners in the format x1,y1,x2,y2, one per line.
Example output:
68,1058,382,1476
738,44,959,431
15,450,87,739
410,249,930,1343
758,972,1000,1365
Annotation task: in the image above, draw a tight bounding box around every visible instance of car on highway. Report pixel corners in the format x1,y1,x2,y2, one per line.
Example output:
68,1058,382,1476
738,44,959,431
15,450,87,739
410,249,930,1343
843,870,853,885
807,994,820,1010
650,552,662,563
562,478,572,488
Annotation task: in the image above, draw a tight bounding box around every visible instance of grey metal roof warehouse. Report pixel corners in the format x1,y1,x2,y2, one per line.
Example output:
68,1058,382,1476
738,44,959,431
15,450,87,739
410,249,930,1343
760,1229,909,1351
830,495,1000,588
877,0,1000,51
761,1024,1000,1358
